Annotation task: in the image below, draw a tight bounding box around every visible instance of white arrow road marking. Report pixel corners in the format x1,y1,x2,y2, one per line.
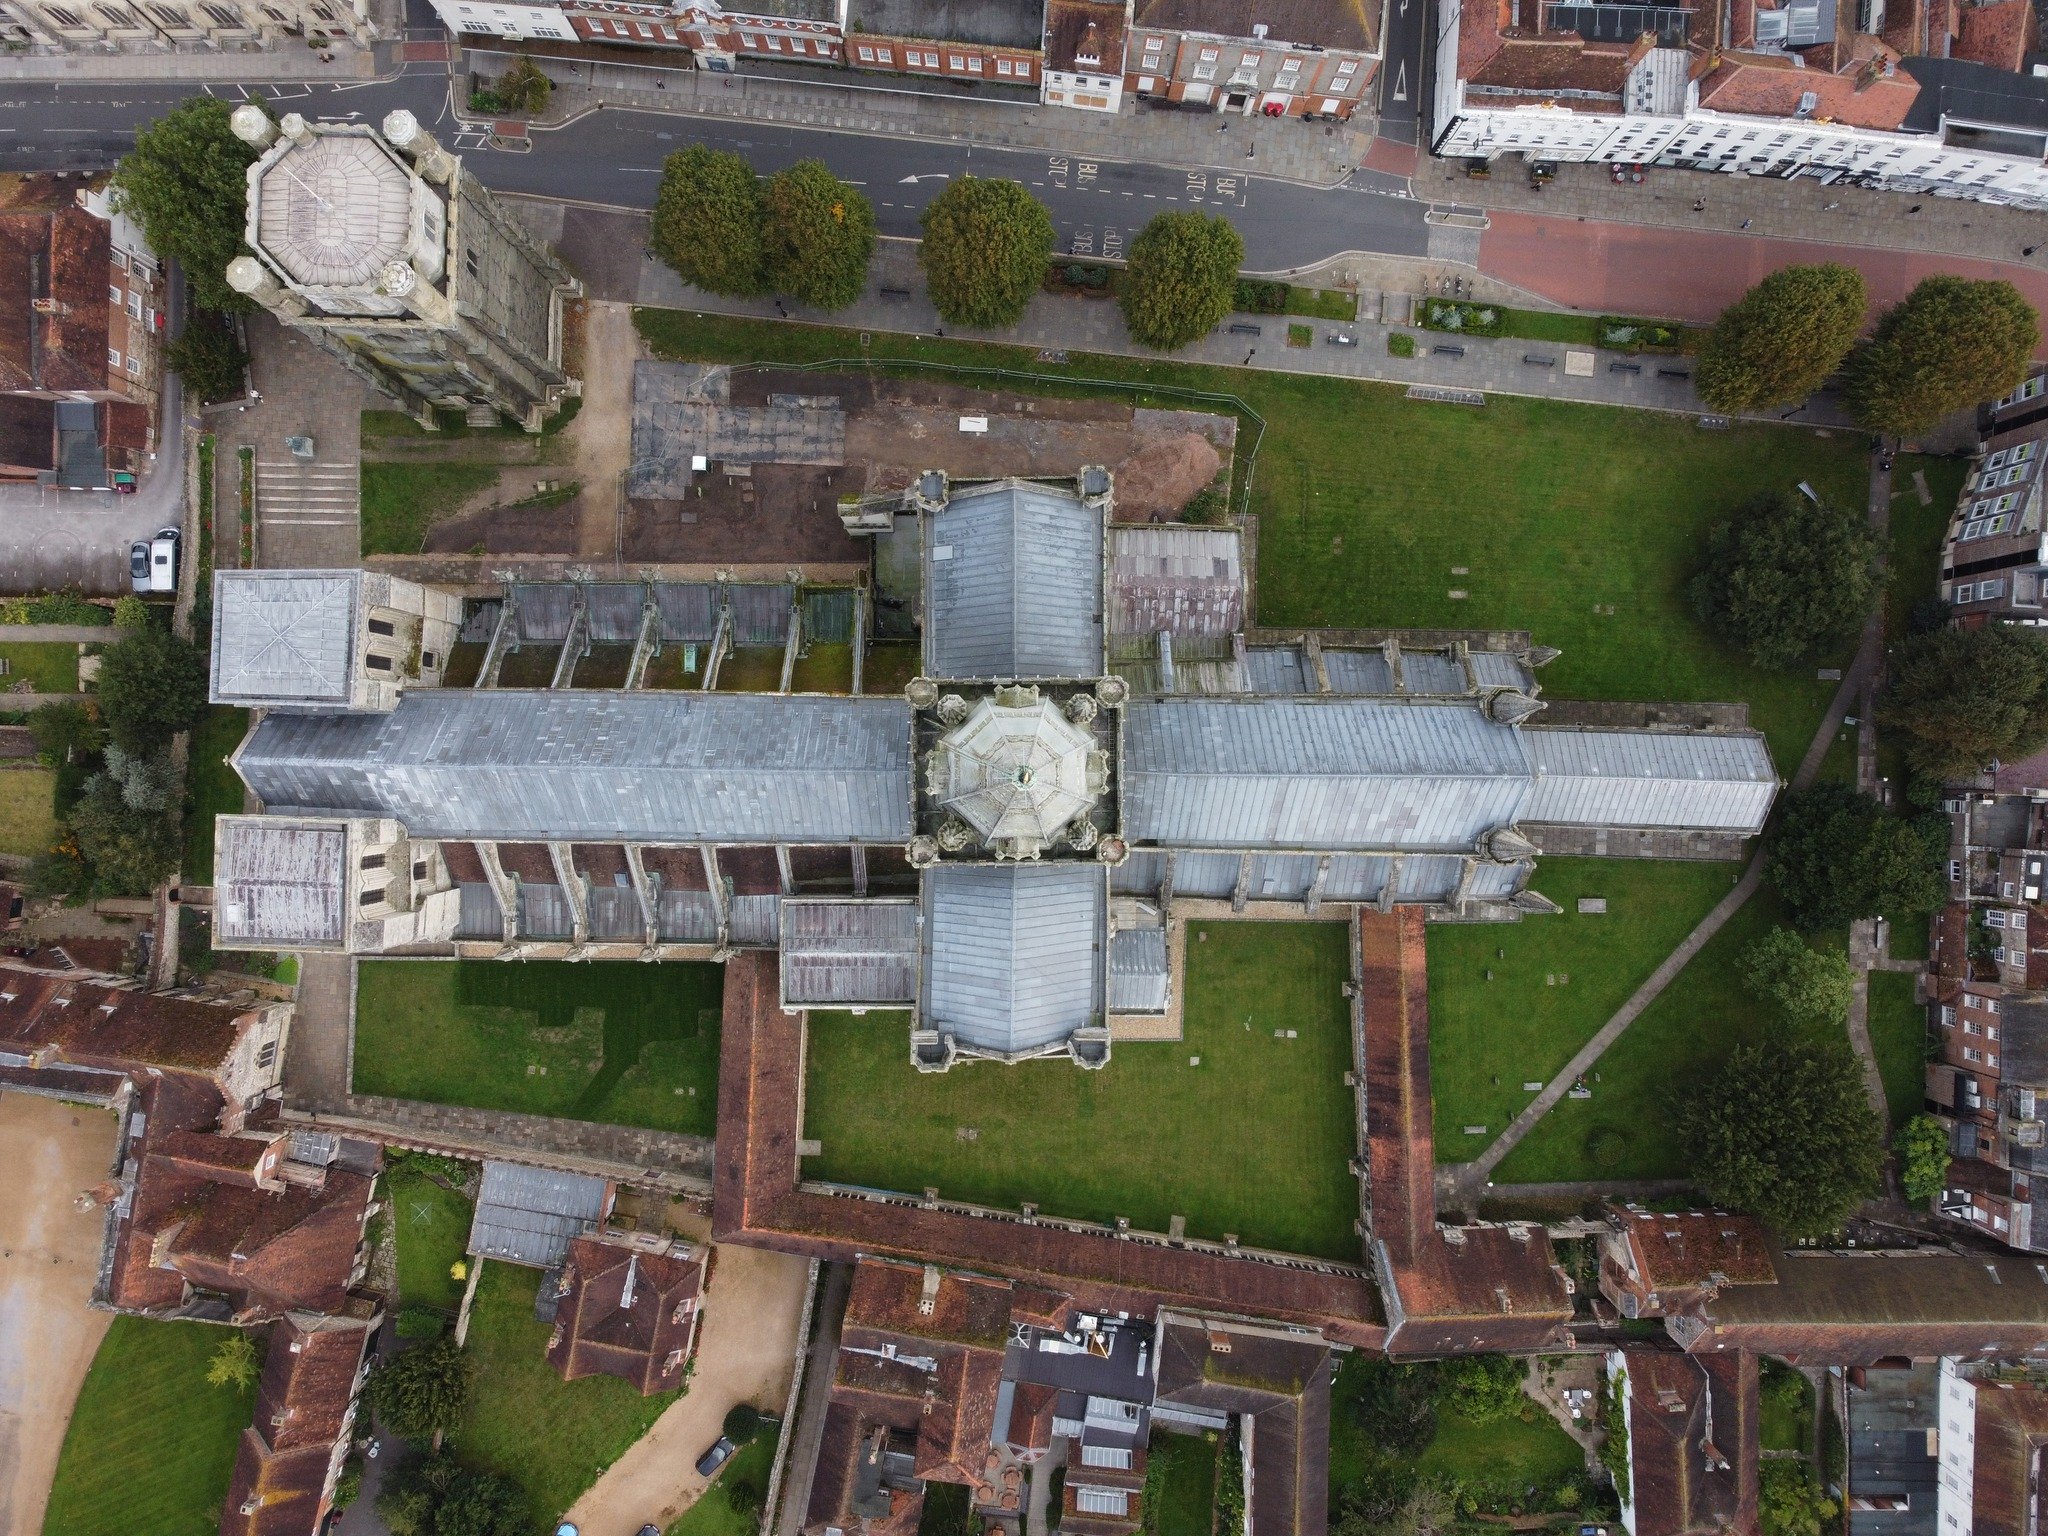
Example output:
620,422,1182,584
898,173,952,184
1393,61,1409,101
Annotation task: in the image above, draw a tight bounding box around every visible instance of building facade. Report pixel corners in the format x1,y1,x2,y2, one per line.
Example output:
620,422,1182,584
1123,0,1379,118
226,108,580,433
1433,0,2048,212
0,0,373,51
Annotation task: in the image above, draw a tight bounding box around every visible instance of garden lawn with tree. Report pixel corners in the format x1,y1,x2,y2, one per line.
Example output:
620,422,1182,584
802,921,1360,1258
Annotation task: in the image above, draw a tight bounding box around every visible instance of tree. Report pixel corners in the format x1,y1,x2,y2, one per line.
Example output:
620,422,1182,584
1436,1355,1527,1422
1897,1113,1952,1205
1696,264,1867,413
1681,1040,1883,1237
650,145,767,299
1740,926,1854,1030
378,1452,529,1536
27,699,102,767
1844,275,2039,435
207,1330,260,1389
1885,624,2048,780
1768,783,1946,931
365,1336,472,1441
167,311,247,404
496,55,552,114
1690,491,1883,669
111,99,263,313
1119,211,1244,351
102,744,181,812
761,160,875,312
69,772,181,897
917,176,1056,329
1334,1356,1438,1458
723,1402,766,1443
1759,1460,1839,1536
94,628,207,758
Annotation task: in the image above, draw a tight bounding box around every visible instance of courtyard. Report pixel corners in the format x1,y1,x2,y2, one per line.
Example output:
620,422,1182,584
352,960,723,1136
801,921,1361,1260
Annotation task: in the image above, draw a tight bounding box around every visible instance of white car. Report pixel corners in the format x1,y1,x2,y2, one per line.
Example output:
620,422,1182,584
147,526,179,594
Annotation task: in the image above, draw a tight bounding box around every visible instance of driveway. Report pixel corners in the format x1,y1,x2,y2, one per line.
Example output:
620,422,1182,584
0,1092,120,1536
0,263,185,598
560,1242,812,1536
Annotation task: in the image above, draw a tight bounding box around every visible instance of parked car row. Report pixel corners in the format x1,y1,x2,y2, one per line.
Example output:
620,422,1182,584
128,527,180,594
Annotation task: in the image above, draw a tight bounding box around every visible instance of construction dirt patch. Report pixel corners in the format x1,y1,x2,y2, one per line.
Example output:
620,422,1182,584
0,1092,120,1536
559,1241,812,1536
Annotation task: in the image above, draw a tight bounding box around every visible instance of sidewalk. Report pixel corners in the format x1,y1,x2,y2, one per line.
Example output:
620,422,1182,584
624,232,1857,426
463,44,1371,188
1418,153,2048,276
0,38,380,79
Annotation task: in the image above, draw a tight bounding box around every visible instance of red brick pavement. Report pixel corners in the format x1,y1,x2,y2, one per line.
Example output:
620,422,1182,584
1480,210,2048,353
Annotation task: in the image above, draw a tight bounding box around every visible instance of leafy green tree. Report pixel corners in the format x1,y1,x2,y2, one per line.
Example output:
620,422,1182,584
1740,926,1854,1031
94,628,207,758
1690,490,1882,669
366,1336,472,1441
650,145,767,299
1885,624,2048,780
1768,784,1946,931
1119,211,1244,351
378,1452,528,1536
27,699,102,767
1696,264,1867,413
69,772,181,896
102,745,180,812
1436,1355,1527,1422
1681,1040,1883,1238
1897,1114,1952,1204
495,55,552,113
207,1330,259,1389
166,311,248,404
1333,1356,1438,1458
111,99,263,314
1760,1460,1839,1536
762,160,875,312
723,1402,766,1442
917,176,1056,329
1844,275,2039,435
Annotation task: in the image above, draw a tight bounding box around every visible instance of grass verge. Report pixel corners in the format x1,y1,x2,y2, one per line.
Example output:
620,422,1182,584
803,921,1360,1259
390,1167,474,1311
360,462,503,557
0,765,56,857
43,1317,257,1536
352,960,723,1134
0,640,78,691
182,705,248,885
451,1261,678,1521
664,1436,776,1536
1867,969,1929,1130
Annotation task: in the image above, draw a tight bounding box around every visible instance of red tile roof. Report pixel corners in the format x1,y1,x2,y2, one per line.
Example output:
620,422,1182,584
545,1236,704,1395
1360,907,1434,1267
1972,1376,2048,1536
1613,1208,1779,1294
1694,52,1919,130
0,204,110,394
0,959,266,1075
220,1317,375,1536
1621,1348,1759,1536
1953,0,2035,68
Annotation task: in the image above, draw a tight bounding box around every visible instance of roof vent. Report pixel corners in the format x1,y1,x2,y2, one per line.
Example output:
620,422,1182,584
1252,21,1268,35
1795,89,1819,115
919,1263,941,1316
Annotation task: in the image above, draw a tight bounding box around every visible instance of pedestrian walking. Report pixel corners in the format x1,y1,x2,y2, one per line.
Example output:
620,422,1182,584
1691,198,1705,212
1243,349,1256,365
2026,245,2040,257
1740,218,1751,229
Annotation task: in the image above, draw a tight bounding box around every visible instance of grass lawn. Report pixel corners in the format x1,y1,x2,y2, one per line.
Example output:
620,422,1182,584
1761,1362,1815,1454
182,705,249,885
360,462,502,557
1148,1432,1219,1536
663,1436,775,1536
632,309,1869,773
389,1167,474,1310
352,960,722,1134
451,1261,678,1521
1887,456,1968,641
1284,286,1357,322
0,765,55,857
1413,1406,1585,1494
43,1317,257,1536
1430,859,1742,1159
1496,889,1827,1182
0,640,78,691
803,921,1360,1259
1868,970,1929,1130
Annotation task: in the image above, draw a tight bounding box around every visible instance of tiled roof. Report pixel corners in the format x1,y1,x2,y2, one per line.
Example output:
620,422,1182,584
1614,1208,1779,1292
1621,1349,1758,1536
251,1319,374,1452
546,1236,704,1395
1953,0,2035,69
1360,908,1434,1266
220,1434,336,1536
0,204,110,394
711,951,1384,1344
1129,0,1377,49
1972,1376,2048,1536
0,960,266,1075
846,1257,1016,1350
1694,53,1920,129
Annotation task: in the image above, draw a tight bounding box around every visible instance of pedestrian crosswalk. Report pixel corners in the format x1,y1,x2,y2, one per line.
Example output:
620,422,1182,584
256,458,359,528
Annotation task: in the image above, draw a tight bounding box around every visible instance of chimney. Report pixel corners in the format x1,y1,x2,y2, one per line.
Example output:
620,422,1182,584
919,1264,941,1316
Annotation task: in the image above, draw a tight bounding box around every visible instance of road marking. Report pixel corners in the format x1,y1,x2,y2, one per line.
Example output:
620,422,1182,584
897,173,949,184
1393,62,1409,101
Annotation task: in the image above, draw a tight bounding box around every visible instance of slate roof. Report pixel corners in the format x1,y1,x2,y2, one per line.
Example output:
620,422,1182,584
214,819,347,949
780,899,920,1007
922,864,1104,1055
468,1161,610,1267
924,480,1104,682
233,691,915,845
211,571,359,708
1121,698,1530,851
1521,728,1777,831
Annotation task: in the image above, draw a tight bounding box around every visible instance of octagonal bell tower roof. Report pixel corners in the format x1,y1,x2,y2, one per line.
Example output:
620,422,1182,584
926,685,1108,860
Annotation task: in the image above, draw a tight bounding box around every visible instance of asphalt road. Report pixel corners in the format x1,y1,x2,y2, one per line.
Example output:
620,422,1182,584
0,68,1431,269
